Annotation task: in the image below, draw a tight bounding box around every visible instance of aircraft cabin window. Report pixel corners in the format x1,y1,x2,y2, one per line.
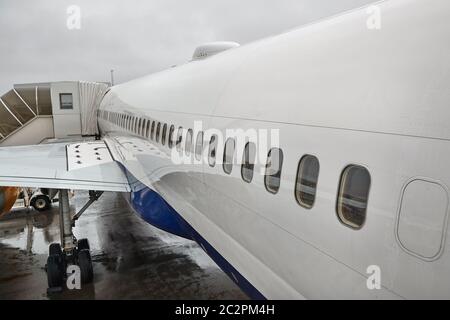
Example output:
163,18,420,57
168,125,175,148
150,121,156,140
195,131,204,161
156,122,161,142
208,134,218,167
176,127,183,151
142,119,147,136
145,119,150,138
241,142,256,183
337,165,371,230
162,123,167,145
138,118,142,134
295,155,320,209
223,138,235,175
185,129,193,155
264,148,284,194
141,119,146,135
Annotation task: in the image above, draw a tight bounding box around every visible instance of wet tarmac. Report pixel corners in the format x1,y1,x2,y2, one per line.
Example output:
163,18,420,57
0,191,248,300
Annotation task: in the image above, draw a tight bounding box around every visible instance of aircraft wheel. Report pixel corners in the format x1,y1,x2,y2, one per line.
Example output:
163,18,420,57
49,243,62,256
77,238,90,251
78,249,93,284
31,195,51,212
47,255,64,288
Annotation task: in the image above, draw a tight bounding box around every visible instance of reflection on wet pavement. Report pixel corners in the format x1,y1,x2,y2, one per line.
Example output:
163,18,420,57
0,191,248,300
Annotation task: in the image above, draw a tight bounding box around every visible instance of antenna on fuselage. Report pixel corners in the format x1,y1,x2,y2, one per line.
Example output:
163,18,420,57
110,69,114,86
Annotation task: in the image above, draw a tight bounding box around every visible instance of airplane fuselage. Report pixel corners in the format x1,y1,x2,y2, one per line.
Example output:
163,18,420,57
97,0,450,299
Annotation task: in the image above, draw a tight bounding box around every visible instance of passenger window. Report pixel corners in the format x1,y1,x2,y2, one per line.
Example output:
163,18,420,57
295,155,320,209
337,165,371,229
176,127,183,151
223,138,235,174
156,122,161,142
185,129,193,155
145,119,150,138
241,142,256,183
139,118,144,135
195,131,204,161
150,121,156,140
264,148,283,194
168,125,175,148
208,134,218,167
162,123,167,145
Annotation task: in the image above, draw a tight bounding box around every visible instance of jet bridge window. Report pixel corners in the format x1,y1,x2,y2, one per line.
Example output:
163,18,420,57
168,125,175,148
176,127,183,151
223,138,235,175
195,131,204,161
208,134,218,167
185,129,193,155
295,155,320,209
264,148,283,194
162,123,168,145
241,142,256,183
337,165,371,229
60,93,73,110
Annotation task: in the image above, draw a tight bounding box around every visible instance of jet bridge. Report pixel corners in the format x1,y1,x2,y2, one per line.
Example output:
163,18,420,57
0,81,109,146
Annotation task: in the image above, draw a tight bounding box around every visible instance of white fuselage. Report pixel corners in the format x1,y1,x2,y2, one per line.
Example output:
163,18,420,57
97,0,450,299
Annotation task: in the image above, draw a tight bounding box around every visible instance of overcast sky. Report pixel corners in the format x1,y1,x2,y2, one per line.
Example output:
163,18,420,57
0,0,375,94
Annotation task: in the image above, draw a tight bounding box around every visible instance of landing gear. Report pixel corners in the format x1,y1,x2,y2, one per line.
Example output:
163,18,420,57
45,190,102,294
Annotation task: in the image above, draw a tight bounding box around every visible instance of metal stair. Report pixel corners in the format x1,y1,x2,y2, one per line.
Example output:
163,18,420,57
0,83,53,143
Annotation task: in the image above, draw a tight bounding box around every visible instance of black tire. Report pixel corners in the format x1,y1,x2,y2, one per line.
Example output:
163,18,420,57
77,238,90,251
78,249,93,284
47,255,64,288
49,243,66,275
31,195,51,212
49,243,62,256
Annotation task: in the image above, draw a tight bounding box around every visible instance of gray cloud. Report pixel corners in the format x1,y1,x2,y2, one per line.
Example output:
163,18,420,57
0,0,374,94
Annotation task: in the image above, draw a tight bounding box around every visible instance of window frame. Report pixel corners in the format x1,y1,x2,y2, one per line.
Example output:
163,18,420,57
208,134,218,167
59,93,73,110
264,148,284,194
168,125,175,148
176,127,183,152
185,129,193,156
336,164,371,230
295,154,320,209
162,123,168,145
241,142,256,183
156,122,161,142
195,131,204,161
223,138,235,175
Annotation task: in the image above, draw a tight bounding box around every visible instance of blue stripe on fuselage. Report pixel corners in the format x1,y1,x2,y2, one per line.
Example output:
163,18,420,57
121,168,266,300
